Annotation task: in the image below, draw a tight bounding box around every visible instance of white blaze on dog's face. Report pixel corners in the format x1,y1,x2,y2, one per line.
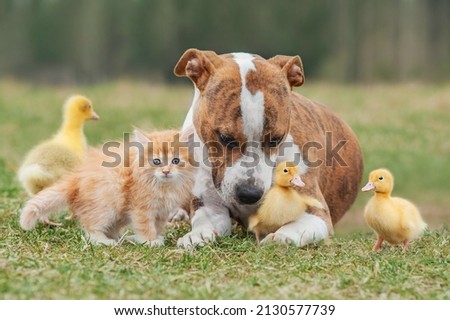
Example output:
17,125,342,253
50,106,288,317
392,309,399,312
174,49,306,208
233,53,265,142
220,53,275,206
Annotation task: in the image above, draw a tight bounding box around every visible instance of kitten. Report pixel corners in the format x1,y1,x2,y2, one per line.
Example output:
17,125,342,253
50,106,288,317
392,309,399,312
19,129,195,246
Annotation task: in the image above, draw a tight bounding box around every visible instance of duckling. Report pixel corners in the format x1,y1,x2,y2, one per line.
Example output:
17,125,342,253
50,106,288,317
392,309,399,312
362,168,427,252
18,95,99,196
248,161,324,243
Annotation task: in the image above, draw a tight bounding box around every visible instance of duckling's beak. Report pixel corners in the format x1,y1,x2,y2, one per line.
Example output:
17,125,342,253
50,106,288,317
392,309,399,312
290,175,305,187
90,111,100,120
361,181,375,192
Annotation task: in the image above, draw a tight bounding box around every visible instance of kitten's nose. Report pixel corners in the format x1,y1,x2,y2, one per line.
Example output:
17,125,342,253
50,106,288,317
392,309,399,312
162,167,170,176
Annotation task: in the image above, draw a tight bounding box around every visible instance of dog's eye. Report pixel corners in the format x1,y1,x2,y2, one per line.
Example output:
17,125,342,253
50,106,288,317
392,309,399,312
283,168,289,173
378,176,384,181
218,132,239,148
153,158,161,165
172,158,180,165
269,136,283,148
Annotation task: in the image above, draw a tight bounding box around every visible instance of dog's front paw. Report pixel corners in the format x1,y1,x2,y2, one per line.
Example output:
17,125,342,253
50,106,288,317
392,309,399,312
260,214,329,247
260,231,300,246
260,229,326,247
177,229,217,249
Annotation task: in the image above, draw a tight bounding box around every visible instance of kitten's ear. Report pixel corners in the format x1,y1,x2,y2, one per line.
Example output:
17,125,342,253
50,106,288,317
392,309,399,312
180,125,195,142
133,128,151,146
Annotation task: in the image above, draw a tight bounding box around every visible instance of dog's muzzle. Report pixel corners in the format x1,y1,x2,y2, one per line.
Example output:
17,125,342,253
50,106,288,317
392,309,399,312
235,184,264,205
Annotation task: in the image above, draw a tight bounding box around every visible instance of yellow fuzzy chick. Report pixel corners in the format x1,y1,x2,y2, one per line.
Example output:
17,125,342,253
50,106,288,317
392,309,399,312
361,168,427,252
18,95,99,196
248,161,324,243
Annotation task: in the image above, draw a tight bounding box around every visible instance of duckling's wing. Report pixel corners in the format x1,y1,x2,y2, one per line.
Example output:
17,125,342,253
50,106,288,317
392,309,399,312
29,142,80,168
299,195,324,209
392,197,427,239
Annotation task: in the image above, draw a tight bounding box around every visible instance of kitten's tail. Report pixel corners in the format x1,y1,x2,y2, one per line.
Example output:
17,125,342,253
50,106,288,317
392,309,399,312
20,179,70,230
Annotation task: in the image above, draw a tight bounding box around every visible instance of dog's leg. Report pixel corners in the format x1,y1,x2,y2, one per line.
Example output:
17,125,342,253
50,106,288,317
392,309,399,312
177,205,232,248
261,213,329,246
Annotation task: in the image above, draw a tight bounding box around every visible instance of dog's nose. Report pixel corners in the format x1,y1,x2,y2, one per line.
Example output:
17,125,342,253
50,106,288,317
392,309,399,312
235,185,264,205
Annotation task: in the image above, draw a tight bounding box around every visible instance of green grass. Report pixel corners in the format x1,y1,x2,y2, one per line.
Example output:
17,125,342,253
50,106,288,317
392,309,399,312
1,216,449,299
1,80,449,299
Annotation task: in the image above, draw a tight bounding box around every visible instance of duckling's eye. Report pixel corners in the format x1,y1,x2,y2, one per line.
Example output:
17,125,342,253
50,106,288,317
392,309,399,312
172,158,180,165
378,176,384,181
153,159,161,166
283,168,289,173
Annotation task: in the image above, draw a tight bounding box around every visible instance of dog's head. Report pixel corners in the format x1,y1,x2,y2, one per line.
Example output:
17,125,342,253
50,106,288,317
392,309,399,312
174,49,305,207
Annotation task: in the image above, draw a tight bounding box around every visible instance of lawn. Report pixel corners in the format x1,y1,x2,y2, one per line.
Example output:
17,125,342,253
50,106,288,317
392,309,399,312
0,80,449,299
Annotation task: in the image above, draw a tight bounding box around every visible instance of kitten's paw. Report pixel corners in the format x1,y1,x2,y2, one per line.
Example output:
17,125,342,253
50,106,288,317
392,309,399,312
177,229,217,249
86,231,117,246
149,237,165,247
90,237,117,246
169,208,189,222
126,235,165,247
20,208,39,230
125,235,140,244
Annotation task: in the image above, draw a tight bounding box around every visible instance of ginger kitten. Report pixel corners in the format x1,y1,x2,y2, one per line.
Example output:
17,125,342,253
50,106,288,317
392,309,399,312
20,129,195,246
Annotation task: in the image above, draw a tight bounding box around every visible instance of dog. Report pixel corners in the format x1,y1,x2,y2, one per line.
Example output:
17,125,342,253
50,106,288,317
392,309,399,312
174,49,363,248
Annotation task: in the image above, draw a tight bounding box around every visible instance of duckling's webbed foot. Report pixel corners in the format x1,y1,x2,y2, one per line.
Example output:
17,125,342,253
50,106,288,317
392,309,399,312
373,236,384,252
402,240,409,252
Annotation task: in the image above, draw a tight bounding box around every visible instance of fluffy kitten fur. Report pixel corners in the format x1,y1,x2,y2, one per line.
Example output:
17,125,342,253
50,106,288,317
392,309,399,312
20,129,195,246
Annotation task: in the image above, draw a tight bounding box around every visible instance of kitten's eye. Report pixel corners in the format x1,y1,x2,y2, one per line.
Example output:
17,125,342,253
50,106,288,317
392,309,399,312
153,159,161,165
218,132,239,148
378,176,384,181
172,158,180,165
269,136,284,148
283,168,289,173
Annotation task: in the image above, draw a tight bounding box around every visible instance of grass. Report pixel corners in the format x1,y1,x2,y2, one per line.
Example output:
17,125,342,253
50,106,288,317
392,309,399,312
0,79,449,299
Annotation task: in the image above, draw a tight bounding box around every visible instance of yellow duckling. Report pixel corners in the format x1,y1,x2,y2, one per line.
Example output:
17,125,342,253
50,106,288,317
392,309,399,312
248,161,324,243
18,95,99,196
362,168,427,252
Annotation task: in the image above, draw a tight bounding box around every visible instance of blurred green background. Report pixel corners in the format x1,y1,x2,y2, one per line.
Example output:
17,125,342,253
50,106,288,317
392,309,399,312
1,0,449,83
0,0,449,231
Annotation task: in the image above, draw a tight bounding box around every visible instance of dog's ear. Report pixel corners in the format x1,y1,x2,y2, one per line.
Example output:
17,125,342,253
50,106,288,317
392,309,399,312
174,49,222,91
269,55,304,87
